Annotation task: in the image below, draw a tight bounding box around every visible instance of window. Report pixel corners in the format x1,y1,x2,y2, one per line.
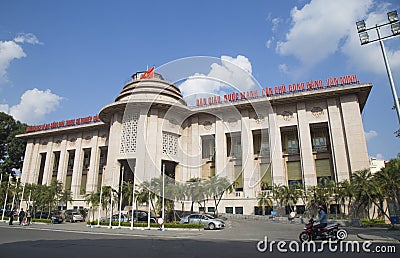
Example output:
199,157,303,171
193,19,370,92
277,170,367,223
253,130,270,156
235,207,243,214
38,153,46,185
201,135,215,160
67,150,75,172
315,159,333,183
82,149,91,171
225,207,233,214
227,134,241,159
234,165,243,191
207,207,215,213
311,125,329,152
260,163,272,190
52,151,60,177
287,161,302,186
281,127,299,155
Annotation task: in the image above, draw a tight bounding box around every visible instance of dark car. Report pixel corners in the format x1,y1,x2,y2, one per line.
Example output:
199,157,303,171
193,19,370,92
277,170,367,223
130,210,157,223
34,211,63,224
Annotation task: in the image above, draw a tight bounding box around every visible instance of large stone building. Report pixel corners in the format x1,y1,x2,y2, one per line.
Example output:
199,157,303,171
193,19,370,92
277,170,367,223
17,71,371,215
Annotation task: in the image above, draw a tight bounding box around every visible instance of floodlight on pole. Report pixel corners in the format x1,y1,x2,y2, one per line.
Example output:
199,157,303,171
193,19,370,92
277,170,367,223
356,10,400,124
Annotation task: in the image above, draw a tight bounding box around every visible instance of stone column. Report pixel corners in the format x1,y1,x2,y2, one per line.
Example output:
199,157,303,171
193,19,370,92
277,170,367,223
29,141,41,184
21,139,34,184
42,139,54,185
190,116,201,179
104,112,122,188
135,108,148,184
87,132,100,193
327,98,350,181
241,110,255,198
340,95,369,173
269,112,285,185
144,108,160,182
215,116,227,178
296,102,316,186
71,135,83,198
57,136,68,188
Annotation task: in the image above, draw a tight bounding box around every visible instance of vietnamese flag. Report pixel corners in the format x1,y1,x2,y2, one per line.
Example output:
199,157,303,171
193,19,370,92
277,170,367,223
140,67,155,79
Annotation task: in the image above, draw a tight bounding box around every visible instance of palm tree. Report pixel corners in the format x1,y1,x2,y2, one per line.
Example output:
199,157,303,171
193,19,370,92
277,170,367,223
186,178,204,214
84,191,100,221
59,189,73,210
337,180,353,218
257,190,273,216
204,176,234,216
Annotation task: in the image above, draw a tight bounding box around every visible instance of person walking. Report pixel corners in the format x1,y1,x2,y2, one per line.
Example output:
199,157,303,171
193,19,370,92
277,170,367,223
8,209,15,225
26,209,32,225
18,208,25,225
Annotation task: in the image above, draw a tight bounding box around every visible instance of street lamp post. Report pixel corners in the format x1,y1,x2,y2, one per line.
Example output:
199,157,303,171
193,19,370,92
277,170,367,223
356,10,400,124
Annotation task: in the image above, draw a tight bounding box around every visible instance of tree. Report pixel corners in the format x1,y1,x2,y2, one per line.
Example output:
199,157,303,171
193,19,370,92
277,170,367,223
186,178,204,214
204,176,234,216
257,190,273,216
85,191,100,221
0,112,26,177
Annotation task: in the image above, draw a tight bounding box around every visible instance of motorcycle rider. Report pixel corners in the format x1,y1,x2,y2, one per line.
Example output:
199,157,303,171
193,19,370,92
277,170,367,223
314,205,327,235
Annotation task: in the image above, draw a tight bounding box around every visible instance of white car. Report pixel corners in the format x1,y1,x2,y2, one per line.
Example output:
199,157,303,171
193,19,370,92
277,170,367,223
179,214,225,230
65,211,83,222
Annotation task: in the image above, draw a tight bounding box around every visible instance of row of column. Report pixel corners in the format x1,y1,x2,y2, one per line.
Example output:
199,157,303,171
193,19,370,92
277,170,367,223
21,131,103,199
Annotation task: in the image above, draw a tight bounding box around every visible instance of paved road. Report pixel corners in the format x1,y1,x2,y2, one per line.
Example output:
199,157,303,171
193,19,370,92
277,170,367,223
0,219,398,258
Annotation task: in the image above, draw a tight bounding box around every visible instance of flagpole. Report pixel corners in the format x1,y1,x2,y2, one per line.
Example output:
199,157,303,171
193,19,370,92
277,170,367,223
19,183,25,210
162,163,165,231
1,176,10,221
108,187,113,229
147,190,151,230
130,174,135,230
118,166,124,228
97,167,105,227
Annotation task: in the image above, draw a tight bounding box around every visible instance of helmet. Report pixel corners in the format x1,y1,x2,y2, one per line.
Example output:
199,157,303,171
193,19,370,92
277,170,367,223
317,205,324,211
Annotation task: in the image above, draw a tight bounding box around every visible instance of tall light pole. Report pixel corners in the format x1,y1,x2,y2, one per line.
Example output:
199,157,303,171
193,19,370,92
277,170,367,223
356,10,400,124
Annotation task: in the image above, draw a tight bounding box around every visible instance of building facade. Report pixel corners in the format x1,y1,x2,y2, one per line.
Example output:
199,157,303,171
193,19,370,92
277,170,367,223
17,72,372,215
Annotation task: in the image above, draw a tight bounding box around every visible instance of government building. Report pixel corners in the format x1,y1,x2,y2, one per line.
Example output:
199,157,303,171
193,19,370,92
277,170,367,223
17,71,372,216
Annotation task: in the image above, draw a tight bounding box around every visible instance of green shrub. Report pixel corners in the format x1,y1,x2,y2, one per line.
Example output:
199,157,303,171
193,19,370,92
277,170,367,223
361,219,386,226
86,220,203,229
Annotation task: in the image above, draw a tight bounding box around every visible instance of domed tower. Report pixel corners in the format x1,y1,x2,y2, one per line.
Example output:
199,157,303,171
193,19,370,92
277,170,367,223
99,71,189,188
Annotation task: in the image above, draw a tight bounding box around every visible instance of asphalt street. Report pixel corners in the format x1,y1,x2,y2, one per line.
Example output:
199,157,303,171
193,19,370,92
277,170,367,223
0,219,398,258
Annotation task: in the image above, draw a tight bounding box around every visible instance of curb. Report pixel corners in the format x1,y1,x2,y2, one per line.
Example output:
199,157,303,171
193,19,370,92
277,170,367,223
357,233,400,243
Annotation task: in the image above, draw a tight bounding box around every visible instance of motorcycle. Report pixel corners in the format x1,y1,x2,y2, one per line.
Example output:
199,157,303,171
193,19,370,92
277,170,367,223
299,218,343,242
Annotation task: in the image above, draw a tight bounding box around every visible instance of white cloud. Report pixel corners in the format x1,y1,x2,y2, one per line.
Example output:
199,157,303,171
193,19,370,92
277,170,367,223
179,55,255,101
14,33,42,45
266,38,274,49
0,40,26,83
0,104,9,113
276,0,374,67
8,88,63,124
0,33,41,84
375,153,384,160
278,63,289,74
365,129,378,141
271,18,281,32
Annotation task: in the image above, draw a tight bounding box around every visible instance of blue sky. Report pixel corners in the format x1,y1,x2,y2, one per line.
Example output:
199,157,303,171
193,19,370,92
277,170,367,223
0,0,399,160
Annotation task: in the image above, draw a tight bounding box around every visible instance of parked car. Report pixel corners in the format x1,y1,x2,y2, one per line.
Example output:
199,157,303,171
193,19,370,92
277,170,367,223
34,211,63,224
179,214,225,230
129,210,157,223
100,214,129,223
64,210,83,222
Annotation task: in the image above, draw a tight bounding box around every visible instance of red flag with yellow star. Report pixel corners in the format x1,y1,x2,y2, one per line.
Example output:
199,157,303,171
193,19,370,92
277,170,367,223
140,67,154,79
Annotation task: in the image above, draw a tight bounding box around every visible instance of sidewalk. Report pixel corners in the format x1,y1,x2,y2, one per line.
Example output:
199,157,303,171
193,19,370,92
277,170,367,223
355,226,400,243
